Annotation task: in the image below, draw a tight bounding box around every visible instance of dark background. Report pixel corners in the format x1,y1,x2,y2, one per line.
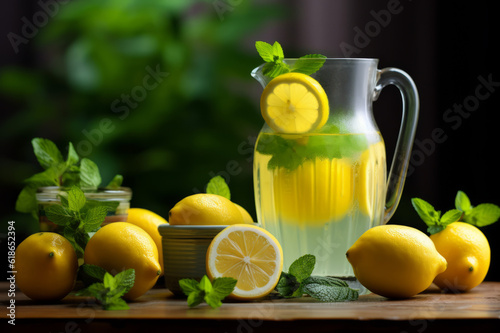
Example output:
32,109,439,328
1,0,499,280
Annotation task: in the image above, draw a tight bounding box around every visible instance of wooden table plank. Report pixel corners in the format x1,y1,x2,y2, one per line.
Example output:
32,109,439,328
2,281,500,332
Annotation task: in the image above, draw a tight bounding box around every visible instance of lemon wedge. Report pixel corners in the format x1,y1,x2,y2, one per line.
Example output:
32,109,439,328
206,224,283,300
260,72,329,133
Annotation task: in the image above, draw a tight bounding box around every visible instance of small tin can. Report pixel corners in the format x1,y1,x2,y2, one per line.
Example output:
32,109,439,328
158,225,227,295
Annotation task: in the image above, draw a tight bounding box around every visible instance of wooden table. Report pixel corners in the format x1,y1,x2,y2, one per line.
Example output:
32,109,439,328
2,281,500,332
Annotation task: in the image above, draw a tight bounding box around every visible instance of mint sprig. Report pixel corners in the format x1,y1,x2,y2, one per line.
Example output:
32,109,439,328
206,175,231,200
45,186,115,256
75,266,135,310
412,191,500,234
275,254,359,302
15,138,123,219
179,275,237,309
255,41,326,79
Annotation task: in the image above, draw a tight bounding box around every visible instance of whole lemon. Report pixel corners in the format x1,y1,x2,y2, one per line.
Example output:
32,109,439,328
346,225,447,299
169,194,245,225
431,222,490,292
15,232,78,301
233,203,254,224
127,208,168,275
84,222,161,300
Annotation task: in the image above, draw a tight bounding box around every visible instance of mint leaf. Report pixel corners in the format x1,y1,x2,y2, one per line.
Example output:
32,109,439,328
45,204,74,226
288,254,315,283
455,190,472,212
179,278,200,296
291,54,327,76
113,269,135,295
78,264,107,287
80,158,102,188
106,174,123,188
82,206,108,232
302,283,359,302
66,142,79,167
440,209,462,225
272,41,284,62
15,185,38,215
103,298,129,311
275,272,300,298
103,272,117,290
32,138,64,170
255,41,275,63
24,166,61,186
262,62,290,78
199,275,213,293
411,197,441,231
204,292,223,309
465,203,500,227
68,186,86,212
187,290,204,308
303,276,349,288
212,277,237,299
206,176,231,200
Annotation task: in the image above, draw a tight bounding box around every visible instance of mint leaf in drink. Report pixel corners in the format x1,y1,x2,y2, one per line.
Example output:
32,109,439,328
79,158,102,188
179,275,236,309
32,137,64,170
255,41,326,79
206,175,231,200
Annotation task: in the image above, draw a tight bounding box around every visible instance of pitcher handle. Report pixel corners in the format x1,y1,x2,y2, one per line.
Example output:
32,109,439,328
374,67,419,224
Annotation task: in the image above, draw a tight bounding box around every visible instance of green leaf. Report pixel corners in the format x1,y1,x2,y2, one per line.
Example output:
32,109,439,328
255,41,275,62
45,204,74,226
427,224,445,235
66,142,80,167
262,62,290,79
103,298,129,310
179,279,200,296
32,138,64,170
303,276,349,288
275,272,300,297
291,54,327,76
440,209,462,225
288,254,315,283
302,283,358,302
411,198,440,227
113,269,135,295
464,203,500,227
74,282,105,297
103,272,117,290
204,292,223,309
187,290,204,308
206,175,231,200
455,190,472,212
80,158,102,188
68,186,87,212
272,41,284,62
82,206,108,232
212,277,237,299
106,174,123,188
199,275,213,293
78,264,107,287
15,185,38,214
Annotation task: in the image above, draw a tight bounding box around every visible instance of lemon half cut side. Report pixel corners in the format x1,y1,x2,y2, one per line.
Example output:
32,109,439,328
206,224,283,300
260,72,329,134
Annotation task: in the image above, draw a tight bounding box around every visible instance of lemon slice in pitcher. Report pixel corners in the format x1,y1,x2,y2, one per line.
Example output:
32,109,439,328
260,72,329,133
206,224,283,300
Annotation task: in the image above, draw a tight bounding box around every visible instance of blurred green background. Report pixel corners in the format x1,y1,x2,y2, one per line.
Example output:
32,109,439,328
1,0,499,280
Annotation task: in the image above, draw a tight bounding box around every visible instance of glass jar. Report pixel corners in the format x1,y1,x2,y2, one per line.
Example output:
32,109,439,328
36,186,132,231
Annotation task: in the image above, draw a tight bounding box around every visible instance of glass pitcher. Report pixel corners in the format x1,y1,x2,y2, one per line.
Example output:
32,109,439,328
252,58,419,283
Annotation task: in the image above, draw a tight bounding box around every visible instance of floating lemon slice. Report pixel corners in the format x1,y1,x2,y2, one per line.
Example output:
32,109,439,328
206,224,283,300
260,72,329,133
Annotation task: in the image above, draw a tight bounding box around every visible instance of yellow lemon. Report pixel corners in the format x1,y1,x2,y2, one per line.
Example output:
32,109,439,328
169,194,244,225
206,224,283,300
15,232,78,301
84,222,161,300
346,225,447,298
234,203,254,224
260,72,329,133
127,208,168,275
431,222,490,292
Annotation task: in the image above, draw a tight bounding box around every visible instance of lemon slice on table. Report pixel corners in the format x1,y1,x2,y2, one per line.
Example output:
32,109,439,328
206,224,283,300
260,72,329,133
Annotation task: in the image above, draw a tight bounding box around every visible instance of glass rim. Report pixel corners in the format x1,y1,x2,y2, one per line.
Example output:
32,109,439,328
36,186,132,194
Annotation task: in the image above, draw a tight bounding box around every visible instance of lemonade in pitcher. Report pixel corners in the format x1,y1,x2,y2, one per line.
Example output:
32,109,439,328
254,130,386,276
252,42,419,282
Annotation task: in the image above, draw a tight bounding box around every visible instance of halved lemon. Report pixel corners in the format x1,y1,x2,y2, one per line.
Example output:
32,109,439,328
206,224,283,300
260,72,329,133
